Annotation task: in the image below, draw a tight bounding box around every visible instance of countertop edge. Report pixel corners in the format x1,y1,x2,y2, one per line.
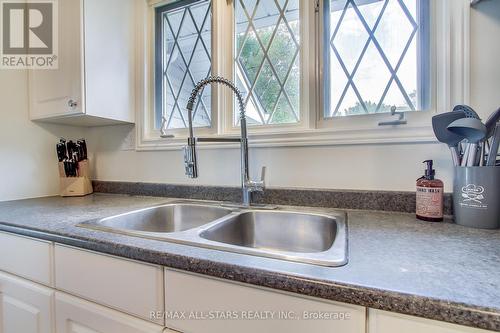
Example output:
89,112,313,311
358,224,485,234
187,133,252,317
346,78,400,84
0,222,497,332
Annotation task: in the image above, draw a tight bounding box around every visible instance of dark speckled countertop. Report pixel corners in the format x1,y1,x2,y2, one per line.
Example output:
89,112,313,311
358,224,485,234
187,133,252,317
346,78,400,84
0,194,498,331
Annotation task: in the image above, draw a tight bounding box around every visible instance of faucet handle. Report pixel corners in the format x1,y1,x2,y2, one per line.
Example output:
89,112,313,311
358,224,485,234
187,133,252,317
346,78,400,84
251,166,266,192
245,166,266,193
260,166,266,184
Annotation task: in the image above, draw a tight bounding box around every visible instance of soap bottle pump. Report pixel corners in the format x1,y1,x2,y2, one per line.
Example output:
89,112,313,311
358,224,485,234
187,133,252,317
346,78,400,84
416,160,444,222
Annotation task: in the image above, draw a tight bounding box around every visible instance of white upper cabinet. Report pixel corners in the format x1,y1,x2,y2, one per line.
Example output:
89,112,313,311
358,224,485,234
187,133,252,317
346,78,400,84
28,0,136,126
28,0,82,121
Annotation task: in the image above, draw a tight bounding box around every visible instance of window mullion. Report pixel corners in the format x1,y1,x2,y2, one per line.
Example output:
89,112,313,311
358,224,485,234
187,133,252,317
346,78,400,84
321,0,330,124
417,0,431,111
212,0,233,136
302,0,318,130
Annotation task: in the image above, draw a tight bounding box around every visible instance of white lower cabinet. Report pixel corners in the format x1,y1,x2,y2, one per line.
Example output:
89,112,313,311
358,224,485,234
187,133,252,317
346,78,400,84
0,232,495,333
0,271,54,333
164,269,366,333
55,292,165,333
368,309,491,333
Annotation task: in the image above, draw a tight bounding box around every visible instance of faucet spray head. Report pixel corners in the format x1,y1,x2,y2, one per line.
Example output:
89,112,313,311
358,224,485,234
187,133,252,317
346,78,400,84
184,137,198,178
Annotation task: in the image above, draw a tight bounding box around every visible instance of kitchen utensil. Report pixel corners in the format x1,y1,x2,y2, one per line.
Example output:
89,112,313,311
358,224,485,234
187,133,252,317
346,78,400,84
77,139,87,160
56,138,93,197
56,142,67,162
71,152,79,166
432,111,466,166
485,107,500,139
63,161,71,177
453,105,480,119
74,147,82,162
447,118,487,167
479,143,486,166
452,105,481,166
64,157,78,177
66,140,77,159
487,124,500,166
462,144,470,166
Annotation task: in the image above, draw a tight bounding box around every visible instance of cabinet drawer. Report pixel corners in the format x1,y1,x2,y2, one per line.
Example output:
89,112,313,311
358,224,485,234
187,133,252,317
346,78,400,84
55,292,164,333
165,269,366,333
54,245,164,325
368,309,492,333
0,231,53,286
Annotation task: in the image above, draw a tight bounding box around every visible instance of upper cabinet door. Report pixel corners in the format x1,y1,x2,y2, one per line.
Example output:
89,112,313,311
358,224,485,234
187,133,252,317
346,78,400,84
29,0,83,120
28,0,136,126
0,272,54,333
83,0,136,123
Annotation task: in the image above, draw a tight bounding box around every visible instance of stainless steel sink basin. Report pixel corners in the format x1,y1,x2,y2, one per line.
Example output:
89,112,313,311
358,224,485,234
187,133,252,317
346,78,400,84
78,200,347,267
199,211,337,253
81,203,233,234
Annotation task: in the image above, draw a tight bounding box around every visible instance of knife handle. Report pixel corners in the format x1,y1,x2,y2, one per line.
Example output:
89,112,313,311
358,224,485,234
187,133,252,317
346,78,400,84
56,143,66,162
77,139,87,160
63,161,70,178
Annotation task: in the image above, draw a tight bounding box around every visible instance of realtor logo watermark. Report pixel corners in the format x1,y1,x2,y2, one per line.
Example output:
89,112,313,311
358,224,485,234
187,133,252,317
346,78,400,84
0,0,58,69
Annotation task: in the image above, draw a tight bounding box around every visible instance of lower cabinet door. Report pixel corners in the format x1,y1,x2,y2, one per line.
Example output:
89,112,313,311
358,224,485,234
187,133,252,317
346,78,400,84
165,269,366,333
0,271,54,333
55,292,165,333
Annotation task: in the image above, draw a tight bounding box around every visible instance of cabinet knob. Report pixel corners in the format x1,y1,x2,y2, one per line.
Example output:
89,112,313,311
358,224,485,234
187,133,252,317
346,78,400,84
68,99,78,109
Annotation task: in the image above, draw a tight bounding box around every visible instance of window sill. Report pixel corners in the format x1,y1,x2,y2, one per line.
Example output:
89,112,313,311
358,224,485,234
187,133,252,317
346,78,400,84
136,125,437,151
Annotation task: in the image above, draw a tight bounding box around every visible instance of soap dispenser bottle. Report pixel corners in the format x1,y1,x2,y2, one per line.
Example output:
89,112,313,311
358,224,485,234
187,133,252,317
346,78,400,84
416,160,444,222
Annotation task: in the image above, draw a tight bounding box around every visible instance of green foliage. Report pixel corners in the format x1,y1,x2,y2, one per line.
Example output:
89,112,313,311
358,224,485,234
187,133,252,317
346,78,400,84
343,101,393,116
237,21,300,124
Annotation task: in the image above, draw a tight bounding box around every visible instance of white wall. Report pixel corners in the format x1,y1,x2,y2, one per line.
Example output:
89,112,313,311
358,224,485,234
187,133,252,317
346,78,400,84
89,126,453,191
88,0,500,193
0,70,84,201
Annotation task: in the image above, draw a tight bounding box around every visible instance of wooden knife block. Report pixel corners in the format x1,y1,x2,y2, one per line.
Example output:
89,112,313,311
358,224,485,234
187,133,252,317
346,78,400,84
59,160,93,197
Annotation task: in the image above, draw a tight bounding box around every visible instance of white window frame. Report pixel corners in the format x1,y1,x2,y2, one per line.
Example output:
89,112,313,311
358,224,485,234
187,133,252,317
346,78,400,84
136,0,470,151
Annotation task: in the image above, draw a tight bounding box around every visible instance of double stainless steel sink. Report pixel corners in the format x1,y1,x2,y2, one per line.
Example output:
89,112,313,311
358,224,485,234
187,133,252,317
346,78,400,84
78,201,347,267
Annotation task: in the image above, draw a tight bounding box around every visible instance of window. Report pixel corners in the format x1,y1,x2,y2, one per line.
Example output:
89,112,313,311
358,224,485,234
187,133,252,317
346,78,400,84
324,0,430,118
234,0,301,126
143,0,469,149
155,0,212,130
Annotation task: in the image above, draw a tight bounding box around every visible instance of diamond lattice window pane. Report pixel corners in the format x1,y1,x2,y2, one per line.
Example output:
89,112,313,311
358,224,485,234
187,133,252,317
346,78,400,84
156,1,212,129
235,0,300,126
326,0,429,118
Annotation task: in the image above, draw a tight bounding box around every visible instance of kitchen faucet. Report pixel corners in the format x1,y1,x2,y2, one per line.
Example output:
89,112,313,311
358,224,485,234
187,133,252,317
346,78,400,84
183,76,266,207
